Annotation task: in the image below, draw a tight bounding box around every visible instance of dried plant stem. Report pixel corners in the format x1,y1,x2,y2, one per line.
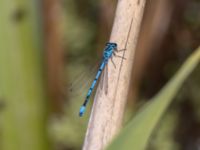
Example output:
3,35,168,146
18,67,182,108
43,0,64,114
83,0,146,150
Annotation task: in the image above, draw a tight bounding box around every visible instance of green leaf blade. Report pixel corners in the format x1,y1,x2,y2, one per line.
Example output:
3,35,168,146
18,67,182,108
107,47,200,150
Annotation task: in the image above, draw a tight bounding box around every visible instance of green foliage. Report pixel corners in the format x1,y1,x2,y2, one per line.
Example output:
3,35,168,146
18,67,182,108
0,1,49,150
107,47,200,150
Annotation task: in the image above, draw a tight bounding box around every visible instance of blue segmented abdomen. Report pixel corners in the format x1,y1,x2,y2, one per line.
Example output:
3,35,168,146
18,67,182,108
79,61,106,116
78,42,117,117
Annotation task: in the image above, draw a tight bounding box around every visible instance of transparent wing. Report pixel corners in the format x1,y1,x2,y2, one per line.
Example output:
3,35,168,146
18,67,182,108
67,63,98,99
66,49,105,116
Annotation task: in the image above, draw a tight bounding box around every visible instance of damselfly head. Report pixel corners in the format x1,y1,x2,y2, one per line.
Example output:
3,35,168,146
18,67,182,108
106,42,117,48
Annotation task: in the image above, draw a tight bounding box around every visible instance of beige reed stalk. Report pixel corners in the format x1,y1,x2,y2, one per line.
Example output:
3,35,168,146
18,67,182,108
83,0,147,150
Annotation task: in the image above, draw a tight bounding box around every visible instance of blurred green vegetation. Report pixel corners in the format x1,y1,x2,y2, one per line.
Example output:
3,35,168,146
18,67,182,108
107,47,200,150
0,1,49,150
